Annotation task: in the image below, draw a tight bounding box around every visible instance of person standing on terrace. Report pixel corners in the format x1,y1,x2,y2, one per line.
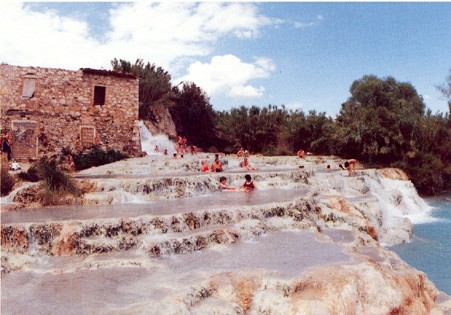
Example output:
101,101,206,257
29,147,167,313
344,159,359,176
1,132,12,161
177,136,184,154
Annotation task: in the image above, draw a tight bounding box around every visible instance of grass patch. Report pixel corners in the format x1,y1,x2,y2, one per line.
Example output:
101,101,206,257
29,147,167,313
18,157,79,194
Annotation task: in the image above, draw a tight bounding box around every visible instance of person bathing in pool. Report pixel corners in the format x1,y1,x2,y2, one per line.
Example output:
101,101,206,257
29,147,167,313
219,176,237,191
239,174,256,192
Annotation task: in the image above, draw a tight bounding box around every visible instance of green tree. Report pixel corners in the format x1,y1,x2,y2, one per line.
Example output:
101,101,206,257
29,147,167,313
111,58,173,119
289,110,335,155
215,105,289,154
169,82,217,150
335,75,425,164
436,69,451,113
335,74,450,195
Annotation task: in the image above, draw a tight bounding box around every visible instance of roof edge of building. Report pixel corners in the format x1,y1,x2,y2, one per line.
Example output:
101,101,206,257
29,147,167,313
80,68,137,79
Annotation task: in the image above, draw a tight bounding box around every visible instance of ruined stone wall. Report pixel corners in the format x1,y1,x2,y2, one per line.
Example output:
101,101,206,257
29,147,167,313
0,64,141,160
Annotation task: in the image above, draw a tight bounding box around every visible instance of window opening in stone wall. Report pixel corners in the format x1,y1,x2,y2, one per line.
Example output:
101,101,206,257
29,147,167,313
22,74,37,99
80,126,96,148
94,86,106,105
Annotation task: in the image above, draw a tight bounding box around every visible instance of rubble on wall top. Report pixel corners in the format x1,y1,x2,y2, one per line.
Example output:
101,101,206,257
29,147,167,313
80,68,137,79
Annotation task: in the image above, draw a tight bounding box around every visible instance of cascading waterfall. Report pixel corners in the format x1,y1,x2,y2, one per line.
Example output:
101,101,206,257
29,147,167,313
366,175,435,225
378,177,435,224
138,121,176,155
0,182,35,204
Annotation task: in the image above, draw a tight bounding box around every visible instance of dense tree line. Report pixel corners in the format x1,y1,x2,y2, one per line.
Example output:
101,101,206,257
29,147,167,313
111,59,449,195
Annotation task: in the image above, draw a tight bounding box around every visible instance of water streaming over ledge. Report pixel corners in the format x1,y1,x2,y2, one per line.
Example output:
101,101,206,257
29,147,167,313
138,120,176,155
2,152,448,313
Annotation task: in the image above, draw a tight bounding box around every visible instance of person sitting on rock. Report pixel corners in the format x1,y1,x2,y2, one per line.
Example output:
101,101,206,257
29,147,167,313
239,157,255,171
63,154,75,173
344,159,359,176
219,176,236,191
201,160,210,173
297,148,305,159
240,174,256,191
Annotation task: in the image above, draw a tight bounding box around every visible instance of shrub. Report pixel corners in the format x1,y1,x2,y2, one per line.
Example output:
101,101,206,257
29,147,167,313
38,158,79,194
260,145,291,156
18,164,40,182
261,146,277,156
403,152,447,196
63,147,128,171
17,157,79,194
1,168,14,196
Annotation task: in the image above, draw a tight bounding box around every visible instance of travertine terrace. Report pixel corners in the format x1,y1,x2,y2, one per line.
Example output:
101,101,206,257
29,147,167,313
1,154,450,314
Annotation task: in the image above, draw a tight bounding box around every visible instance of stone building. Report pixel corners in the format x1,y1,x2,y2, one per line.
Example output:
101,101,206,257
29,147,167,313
0,64,141,160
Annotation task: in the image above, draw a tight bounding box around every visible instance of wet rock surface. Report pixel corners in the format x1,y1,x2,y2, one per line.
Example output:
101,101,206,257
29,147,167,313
1,155,449,313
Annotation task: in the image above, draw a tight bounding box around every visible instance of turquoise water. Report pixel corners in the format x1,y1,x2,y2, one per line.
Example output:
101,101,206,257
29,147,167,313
391,193,451,295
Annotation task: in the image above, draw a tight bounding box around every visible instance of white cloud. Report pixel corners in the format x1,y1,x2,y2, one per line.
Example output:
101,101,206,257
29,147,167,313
230,85,265,98
0,2,102,69
293,15,324,29
0,2,274,72
176,54,275,98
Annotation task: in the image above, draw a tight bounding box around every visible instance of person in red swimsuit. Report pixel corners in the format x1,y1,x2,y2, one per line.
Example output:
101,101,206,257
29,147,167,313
201,160,210,172
240,174,256,191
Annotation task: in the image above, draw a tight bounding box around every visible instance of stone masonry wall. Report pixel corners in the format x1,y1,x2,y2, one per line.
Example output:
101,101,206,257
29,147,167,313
0,64,141,159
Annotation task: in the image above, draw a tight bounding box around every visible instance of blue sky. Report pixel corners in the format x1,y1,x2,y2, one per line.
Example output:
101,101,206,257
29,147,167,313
1,2,449,116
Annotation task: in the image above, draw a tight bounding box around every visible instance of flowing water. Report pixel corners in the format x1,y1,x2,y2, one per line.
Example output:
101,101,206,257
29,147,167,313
2,125,447,312
138,121,176,155
391,193,451,294
1,230,352,314
1,188,308,224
